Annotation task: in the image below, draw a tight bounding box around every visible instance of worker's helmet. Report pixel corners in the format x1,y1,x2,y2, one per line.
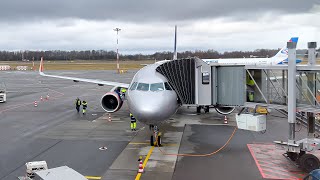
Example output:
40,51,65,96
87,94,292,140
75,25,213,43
130,113,133,117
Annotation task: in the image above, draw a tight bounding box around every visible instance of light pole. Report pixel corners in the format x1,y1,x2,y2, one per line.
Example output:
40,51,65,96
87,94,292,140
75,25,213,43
113,28,121,73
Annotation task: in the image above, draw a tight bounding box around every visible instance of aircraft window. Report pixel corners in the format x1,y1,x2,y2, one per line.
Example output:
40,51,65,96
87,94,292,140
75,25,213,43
129,82,138,90
202,72,210,84
150,83,164,91
136,83,150,91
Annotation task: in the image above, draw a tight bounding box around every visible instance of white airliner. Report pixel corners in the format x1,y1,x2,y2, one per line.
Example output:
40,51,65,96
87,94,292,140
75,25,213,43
39,58,180,146
38,31,299,146
203,37,301,65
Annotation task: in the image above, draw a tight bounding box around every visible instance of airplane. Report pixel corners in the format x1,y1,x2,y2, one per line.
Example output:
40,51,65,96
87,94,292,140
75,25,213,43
203,37,301,65
39,58,181,146
39,27,183,146
38,28,299,146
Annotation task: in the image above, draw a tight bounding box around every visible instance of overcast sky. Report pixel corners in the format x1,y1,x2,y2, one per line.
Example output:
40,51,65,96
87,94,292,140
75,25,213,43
0,0,319,54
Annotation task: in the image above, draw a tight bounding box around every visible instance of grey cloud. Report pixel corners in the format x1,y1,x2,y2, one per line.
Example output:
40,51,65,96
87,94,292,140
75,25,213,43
0,0,318,22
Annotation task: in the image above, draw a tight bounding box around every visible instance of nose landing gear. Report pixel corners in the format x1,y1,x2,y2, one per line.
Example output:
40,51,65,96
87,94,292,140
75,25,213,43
150,125,161,146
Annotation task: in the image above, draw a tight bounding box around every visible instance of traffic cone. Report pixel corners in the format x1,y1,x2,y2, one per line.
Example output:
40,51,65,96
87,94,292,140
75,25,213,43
34,101,38,107
224,116,228,124
108,113,112,122
138,158,144,173
40,96,43,101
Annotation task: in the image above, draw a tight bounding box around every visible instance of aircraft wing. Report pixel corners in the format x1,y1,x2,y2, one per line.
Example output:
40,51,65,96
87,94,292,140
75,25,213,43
39,58,130,88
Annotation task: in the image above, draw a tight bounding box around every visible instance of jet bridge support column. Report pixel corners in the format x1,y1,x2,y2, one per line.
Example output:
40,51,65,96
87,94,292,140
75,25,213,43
307,42,317,138
277,41,320,173
287,41,297,148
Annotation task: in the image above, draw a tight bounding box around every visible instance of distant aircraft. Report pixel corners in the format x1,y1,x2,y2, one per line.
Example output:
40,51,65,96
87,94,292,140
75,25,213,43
203,37,301,65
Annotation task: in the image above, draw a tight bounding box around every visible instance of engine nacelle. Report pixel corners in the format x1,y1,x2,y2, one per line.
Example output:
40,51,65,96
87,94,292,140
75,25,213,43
215,106,235,115
101,92,123,113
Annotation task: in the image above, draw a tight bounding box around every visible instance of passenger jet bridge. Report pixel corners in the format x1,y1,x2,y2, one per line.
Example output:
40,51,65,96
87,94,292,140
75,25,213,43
156,41,320,172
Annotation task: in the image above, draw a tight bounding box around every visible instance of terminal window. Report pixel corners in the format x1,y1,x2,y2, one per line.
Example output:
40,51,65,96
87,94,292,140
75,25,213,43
202,72,210,84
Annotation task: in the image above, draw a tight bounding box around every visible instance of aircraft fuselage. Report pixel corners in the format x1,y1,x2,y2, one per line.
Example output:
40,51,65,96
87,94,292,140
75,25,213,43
126,61,179,125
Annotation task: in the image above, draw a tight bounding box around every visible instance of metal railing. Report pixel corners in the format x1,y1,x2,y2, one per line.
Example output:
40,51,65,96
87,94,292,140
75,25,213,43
276,109,320,133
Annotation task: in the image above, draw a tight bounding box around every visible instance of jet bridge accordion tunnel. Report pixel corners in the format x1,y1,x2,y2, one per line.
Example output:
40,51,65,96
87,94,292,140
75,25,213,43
156,58,196,105
156,58,246,115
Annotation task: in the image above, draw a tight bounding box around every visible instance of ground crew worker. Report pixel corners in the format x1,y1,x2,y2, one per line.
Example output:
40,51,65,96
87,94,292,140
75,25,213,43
82,100,87,115
121,88,127,99
130,113,137,131
75,98,81,113
246,72,255,102
115,88,121,97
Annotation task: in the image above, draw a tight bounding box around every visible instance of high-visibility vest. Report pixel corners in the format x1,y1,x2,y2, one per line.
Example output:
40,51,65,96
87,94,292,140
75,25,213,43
248,92,254,102
76,100,81,106
246,73,255,86
121,88,127,93
130,113,136,122
82,102,87,108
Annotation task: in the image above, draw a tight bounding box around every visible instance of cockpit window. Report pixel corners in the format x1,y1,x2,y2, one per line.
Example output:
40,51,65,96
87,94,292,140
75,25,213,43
129,82,138,90
136,83,150,91
164,82,173,90
150,83,164,91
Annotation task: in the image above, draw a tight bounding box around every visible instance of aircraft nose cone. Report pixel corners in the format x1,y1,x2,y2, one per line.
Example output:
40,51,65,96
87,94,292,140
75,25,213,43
136,105,159,121
127,91,178,124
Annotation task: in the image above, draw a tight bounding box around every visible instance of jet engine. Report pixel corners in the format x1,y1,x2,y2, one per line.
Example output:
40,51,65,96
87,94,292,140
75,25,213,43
101,92,123,113
215,106,235,115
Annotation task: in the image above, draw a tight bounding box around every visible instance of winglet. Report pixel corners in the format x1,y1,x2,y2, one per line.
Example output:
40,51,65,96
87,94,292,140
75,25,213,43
39,57,44,75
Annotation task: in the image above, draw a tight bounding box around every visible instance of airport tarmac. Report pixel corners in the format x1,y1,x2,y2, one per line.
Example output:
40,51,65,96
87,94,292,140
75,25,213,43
0,70,315,180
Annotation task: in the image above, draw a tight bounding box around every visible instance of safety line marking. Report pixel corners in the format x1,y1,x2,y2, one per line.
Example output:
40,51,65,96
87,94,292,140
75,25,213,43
129,142,177,146
247,144,266,178
247,144,308,180
129,142,149,145
261,167,299,180
85,176,101,180
135,146,155,180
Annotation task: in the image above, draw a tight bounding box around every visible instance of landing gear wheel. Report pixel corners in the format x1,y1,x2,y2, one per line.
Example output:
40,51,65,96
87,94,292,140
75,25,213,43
149,125,154,131
298,154,320,173
204,106,209,113
196,106,201,113
150,136,154,146
157,136,161,146
287,152,299,161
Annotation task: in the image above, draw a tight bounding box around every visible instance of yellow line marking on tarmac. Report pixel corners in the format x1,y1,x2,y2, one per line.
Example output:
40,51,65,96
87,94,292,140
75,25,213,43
129,142,178,146
85,176,101,179
135,146,155,180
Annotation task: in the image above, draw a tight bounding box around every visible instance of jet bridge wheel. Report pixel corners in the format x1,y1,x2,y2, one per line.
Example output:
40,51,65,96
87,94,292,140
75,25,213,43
287,152,299,161
298,154,320,173
196,106,201,113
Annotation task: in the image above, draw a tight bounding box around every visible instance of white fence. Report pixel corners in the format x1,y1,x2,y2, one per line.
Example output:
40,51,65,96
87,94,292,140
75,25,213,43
0,65,11,71
16,66,28,71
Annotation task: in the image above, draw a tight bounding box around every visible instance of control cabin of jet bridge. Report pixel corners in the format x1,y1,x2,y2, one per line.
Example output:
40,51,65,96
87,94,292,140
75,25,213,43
126,61,179,125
